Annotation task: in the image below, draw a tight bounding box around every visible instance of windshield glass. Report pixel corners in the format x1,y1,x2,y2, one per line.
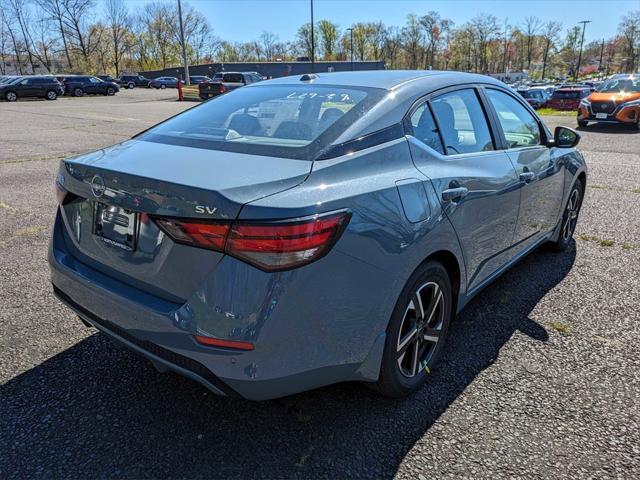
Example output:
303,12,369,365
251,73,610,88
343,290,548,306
596,78,640,93
141,84,384,160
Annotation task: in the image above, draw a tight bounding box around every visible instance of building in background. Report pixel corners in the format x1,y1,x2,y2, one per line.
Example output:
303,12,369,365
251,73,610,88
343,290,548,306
140,61,386,80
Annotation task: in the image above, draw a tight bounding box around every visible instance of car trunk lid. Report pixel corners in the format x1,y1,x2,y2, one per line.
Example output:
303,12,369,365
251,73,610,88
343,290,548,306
57,139,311,301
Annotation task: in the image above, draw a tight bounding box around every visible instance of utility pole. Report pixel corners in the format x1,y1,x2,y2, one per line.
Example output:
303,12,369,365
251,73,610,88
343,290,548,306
177,0,190,85
598,39,604,75
310,0,315,72
347,27,354,70
574,20,591,81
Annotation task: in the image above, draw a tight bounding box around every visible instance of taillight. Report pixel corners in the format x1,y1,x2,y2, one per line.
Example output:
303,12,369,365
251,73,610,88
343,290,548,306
219,84,226,93
152,212,350,271
194,335,254,350
153,218,229,251
227,213,349,271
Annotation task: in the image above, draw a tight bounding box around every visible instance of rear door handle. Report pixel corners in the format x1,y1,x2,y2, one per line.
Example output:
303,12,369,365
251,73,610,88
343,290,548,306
520,171,535,183
442,187,469,202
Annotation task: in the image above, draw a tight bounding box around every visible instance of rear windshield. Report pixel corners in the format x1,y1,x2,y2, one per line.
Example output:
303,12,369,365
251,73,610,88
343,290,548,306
551,90,584,99
597,78,640,93
141,84,384,160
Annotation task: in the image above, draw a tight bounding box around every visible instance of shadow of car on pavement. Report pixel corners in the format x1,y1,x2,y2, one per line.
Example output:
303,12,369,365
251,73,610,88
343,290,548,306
0,244,576,479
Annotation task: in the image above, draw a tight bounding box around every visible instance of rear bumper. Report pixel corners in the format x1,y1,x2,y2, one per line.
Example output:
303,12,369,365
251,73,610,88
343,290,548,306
48,210,389,400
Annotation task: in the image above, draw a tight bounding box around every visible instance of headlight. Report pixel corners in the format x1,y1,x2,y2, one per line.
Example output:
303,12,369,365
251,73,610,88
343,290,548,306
621,99,640,108
579,98,591,107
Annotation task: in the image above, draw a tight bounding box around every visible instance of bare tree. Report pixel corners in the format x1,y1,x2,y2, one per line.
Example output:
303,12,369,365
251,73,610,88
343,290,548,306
61,0,96,63
105,0,129,76
540,21,562,79
260,31,278,61
523,16,542,70
471,14,499,72
402,14,423,69
36,0,73,68
618,10,640,71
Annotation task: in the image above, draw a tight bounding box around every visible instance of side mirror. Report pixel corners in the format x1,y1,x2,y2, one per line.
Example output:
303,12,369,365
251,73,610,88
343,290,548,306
552,126,580,148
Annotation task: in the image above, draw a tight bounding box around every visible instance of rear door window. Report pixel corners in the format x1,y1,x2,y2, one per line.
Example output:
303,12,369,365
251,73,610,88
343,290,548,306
486,89,541,148
431,89,494,155
408,103,444,154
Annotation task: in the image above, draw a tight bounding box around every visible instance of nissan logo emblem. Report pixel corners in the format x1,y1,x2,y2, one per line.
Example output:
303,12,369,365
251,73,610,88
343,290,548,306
91,175,106,198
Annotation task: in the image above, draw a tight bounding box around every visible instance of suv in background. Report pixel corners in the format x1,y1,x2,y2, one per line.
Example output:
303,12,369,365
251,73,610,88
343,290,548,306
198,72,263,99
546,87,591,110
0,76,64,101
97,75,116,83
118,74,150,89
61,76,120,97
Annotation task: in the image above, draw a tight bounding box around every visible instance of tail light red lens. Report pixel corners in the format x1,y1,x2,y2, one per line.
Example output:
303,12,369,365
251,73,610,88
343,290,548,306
219,85,226,93
152,212,350,271
227,213,349,270
153,218,229,251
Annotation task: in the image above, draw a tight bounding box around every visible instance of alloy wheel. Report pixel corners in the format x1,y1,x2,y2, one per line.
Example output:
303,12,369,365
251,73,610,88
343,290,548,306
47,90,57,100
396,281,445,378
6,92,17,102
562,188,580,241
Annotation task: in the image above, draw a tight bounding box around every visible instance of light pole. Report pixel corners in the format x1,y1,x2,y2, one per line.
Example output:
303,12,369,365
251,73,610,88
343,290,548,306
310,0,315,72
347,27,354,71
574,20,591,81
177,0,190,85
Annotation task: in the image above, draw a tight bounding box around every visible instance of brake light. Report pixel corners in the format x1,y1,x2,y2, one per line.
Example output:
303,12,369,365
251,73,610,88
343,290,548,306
219,84,226,93
227,213,349,270
154,218,229,250
152,212,350,271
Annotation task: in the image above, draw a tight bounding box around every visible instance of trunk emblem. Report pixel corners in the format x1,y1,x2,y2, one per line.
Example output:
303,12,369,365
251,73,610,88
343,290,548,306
91,175,106,198
195,205,218,215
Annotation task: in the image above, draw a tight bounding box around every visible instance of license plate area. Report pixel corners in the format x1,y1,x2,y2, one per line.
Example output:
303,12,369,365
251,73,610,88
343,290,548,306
595,113,608,119
93,202,138,251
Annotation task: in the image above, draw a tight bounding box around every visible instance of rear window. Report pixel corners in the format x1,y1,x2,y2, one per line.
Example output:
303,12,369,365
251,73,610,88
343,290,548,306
552,90,583,99
141,84,384,160
223,73,244,83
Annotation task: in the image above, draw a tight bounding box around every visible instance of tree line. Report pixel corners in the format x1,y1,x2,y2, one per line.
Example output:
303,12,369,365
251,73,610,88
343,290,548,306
1,0,638,78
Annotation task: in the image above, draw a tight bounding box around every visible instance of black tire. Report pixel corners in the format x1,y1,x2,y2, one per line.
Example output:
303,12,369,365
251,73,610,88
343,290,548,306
578,120,588,128
127,82,135,89
5,91,17,102
45,90,57,100
160,84,166,89
73,87,84,97
549,180,584,252
106,87,115,96
371,260,453,398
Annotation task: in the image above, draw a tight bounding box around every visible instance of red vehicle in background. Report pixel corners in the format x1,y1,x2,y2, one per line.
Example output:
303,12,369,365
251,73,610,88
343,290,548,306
546,87,591,110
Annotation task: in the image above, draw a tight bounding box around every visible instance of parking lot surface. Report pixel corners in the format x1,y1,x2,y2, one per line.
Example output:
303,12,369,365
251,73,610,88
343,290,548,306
1,90,639,479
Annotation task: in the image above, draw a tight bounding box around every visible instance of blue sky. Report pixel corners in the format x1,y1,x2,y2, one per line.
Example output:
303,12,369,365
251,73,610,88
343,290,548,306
126,0,638,44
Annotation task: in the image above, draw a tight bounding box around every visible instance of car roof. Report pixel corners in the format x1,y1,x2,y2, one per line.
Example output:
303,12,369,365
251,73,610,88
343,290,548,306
257,70,503,91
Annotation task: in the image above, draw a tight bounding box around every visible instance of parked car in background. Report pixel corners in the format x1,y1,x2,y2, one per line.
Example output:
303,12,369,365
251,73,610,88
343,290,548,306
118,74,150,89
61,75,120,97
546,87,591,110
199,71,263,99
189,76,212,85
0,76,63,101
149,77,182,89
578,75,640,129
49,71,586,400
97,75,117,83
517,87,547,109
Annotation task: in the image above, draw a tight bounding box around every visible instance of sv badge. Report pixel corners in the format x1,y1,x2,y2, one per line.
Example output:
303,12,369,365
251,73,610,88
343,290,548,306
195,205,218,215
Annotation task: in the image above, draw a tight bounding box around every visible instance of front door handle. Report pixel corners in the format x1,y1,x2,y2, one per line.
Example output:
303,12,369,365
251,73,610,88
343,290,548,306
520,171,535,183
442,187,469,202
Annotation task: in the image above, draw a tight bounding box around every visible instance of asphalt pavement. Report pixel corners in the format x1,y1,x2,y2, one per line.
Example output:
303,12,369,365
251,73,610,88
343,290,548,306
0,90,638,479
